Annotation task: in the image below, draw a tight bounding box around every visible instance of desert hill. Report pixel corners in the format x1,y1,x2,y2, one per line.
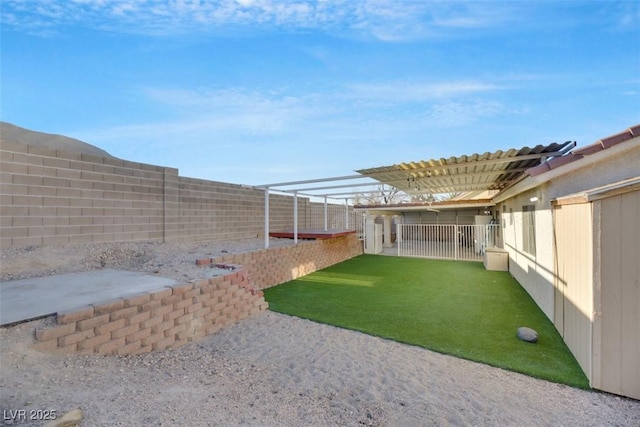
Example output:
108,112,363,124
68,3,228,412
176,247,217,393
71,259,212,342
0,122,115,158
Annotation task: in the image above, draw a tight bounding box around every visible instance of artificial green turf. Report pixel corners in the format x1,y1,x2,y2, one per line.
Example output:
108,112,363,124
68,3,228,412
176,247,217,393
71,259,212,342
264,254,589,389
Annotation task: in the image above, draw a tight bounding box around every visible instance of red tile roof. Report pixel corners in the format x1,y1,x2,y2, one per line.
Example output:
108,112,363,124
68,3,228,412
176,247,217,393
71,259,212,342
527,124,640,177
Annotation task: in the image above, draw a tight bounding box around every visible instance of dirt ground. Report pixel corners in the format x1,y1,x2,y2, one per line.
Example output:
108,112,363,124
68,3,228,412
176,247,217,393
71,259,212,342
1,240,639,426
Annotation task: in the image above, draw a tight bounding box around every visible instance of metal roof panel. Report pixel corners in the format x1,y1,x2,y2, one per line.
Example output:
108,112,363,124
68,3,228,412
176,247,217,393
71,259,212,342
356,142,574,194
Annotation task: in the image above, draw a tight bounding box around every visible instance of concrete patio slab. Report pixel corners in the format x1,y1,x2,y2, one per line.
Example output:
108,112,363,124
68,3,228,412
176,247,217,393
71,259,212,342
0,269,178,326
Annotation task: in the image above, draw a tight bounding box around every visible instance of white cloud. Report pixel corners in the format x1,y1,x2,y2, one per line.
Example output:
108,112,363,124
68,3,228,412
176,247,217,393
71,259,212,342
595,1,640,32
77,78,514,152
433,16,485,29
344,80,502,104
421,99,508,127
111,2,138,17
1,0,519,40
140,86,320,133
138,79,506,130
68,78,527,184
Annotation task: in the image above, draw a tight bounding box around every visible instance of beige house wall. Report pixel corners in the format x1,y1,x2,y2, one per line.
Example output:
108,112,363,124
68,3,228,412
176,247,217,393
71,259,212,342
548,144,640,199
499,185,556,320
0,142,352,249
499,143,640,323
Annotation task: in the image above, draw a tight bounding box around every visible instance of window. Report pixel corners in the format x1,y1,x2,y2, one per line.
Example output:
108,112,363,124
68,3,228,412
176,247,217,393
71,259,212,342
522,205,536,256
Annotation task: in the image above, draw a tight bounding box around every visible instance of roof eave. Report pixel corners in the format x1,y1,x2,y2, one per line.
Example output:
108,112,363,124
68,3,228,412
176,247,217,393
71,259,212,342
493,135,640,204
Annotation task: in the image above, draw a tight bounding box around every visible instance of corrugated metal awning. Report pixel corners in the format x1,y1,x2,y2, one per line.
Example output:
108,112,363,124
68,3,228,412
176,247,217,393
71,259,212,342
356,142,575,194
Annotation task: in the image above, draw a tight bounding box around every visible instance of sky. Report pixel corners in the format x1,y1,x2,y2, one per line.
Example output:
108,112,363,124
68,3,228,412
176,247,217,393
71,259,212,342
1,0,639,188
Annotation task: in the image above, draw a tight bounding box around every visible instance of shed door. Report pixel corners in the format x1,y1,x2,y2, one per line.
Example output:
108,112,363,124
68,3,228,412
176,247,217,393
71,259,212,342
552,203,593,379
595,190,640,400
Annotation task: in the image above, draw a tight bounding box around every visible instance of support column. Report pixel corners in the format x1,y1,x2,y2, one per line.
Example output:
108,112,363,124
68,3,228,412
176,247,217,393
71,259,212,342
364,214,375,254
323,196,328,231
383,215,393,248
293,191,298,244
396,215,403,243
264,188,270,249
364,214,383,255
345,199,349,229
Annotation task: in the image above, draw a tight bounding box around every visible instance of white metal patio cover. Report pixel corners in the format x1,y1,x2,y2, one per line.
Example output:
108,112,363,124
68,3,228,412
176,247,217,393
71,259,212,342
355,141,575,195
259,140,575,247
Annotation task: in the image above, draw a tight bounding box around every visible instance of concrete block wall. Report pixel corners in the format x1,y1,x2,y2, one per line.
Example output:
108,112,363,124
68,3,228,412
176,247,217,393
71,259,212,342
174,175,308,242
1,142,354,249
1,141,169,248
197,233,364,290
33,266,268,355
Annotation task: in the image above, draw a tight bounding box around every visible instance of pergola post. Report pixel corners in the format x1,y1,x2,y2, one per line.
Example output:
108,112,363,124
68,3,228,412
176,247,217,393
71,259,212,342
293,191,298,244
383,215,393,248
344,198,349,229
264,187,270,249
323,196,328,231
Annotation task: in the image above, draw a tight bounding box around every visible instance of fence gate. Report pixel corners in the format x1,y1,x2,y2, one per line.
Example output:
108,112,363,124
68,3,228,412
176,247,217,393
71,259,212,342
397,224,499,261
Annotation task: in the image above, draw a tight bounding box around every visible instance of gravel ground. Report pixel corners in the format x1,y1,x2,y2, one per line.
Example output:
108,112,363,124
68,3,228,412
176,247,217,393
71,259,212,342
0,238,296,283
1,240,639,426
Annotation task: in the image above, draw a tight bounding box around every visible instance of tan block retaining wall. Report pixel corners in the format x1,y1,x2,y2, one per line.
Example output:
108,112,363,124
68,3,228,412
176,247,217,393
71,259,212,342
34,267,267,355
198,233,363,290
33,234,363,355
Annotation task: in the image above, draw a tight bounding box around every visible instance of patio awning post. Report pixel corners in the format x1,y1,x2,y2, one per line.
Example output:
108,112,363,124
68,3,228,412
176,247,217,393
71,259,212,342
323,196,328,231
345,198,349,229
293,191,298,244
264,187,270,249
383,215,392,248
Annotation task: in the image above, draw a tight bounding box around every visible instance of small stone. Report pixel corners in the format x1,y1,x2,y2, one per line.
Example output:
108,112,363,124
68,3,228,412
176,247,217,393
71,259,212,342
43,408,83,427
517,327,539,343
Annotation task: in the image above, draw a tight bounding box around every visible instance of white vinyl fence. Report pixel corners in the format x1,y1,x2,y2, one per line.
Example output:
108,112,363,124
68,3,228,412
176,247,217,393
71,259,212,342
397,224,499,261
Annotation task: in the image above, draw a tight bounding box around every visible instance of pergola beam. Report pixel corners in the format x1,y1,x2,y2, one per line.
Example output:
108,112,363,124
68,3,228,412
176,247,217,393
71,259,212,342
276,181,381,193
260,174,375,249
256,174,364,189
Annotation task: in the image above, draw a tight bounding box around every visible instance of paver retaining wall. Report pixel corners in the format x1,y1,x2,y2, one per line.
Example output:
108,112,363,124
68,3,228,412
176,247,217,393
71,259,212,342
198,233,363,290
33,266,267,355
32,234,363,355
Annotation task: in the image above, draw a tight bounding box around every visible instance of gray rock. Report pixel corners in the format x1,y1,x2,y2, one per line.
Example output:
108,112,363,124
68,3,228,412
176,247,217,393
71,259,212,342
517,327,539,343
43,408,83,427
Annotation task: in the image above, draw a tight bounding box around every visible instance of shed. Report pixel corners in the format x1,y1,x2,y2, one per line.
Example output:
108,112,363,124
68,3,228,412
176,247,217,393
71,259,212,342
493,125,640,400
553,176,640,400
